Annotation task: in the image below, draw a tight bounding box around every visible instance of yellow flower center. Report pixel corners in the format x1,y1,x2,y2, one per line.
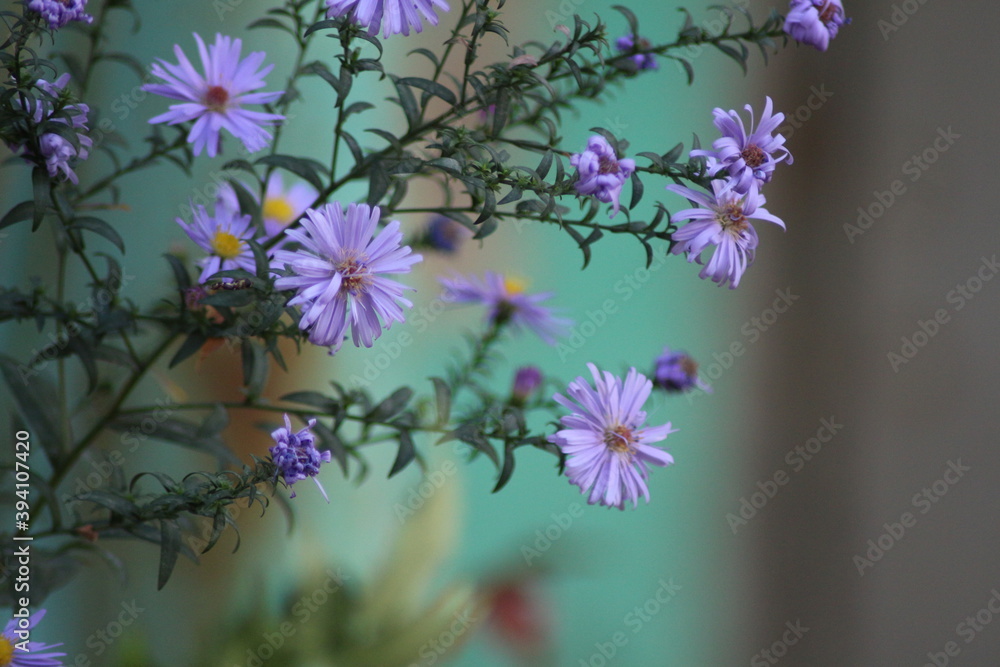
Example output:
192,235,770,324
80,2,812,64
718,203,749,235
503,277,527,295
211,230,244,260
263,197,296,225
603,424,636,455
0,634,14,666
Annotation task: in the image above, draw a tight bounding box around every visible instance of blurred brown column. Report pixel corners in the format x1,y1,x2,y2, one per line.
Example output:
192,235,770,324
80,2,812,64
742,2,1000,664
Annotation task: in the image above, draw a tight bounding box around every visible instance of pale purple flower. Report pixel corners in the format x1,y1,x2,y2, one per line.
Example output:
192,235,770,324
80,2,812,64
438,272,571,344
177,202,261,284
28,0,92,29
1,609,66,666
143,33,285,157
615,33,658,71
216,174,317,239
269,414,331,501
549,364,676,510
511,366,543,405
570,135,635,218
653,347,711,393
325,0,450,38
666,179,785,289
691,97,792,195
785,0,849,52
8,75,92,184
273,203,422,353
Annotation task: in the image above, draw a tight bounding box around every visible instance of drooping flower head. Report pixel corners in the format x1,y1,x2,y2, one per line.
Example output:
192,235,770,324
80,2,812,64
615,33,658,71
666,179,785,289
7,75,92,184
438,272,571,344
269,414,331,501
27,0,93,30
784,0,849,52
570,135,635,218
143,33,285,157
548,364,676,510
691,97,792,195
273,203,422,353
510,366,543,406
424,215,471,253
653,347,711,394
1,609,66,666
177,202,261,284
325,0,450,38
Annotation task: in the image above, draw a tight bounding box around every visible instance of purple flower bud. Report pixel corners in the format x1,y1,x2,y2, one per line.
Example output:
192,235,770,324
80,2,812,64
511,366,543,404
784,0,850,52
570,135,636,218
653,348,711,393
615,33,658,71
426,215,471,253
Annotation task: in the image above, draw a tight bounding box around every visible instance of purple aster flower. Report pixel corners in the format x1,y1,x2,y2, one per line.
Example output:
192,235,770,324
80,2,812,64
273,203,422,353
424,215,471,253
269,414,331,501
28,0,93,30
1,609,66,666
177,201,262,284
511,366,543,405
216,174,317,240
570,135,635,218
653,347,711,394
784,0,849,52
666,179,785,289
548,363,676,510
325,0,450,38
438,272,571,344
691,97,792,195
615,33,658,71
142,33,285,157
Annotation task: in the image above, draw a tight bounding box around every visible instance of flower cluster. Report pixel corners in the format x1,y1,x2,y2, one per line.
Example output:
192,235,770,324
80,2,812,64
667,97,790,289
143,33,285,157
570,135,636,218
7,75,92,184
784,0,850,52
269,414,331,500
28,0,93,30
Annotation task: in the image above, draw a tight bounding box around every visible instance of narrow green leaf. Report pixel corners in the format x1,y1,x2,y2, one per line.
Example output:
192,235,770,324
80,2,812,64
0,201,34,231
430,377,451,426
157,520,181,590
388,430,415,477
368,387,413,422
69,217,125,253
